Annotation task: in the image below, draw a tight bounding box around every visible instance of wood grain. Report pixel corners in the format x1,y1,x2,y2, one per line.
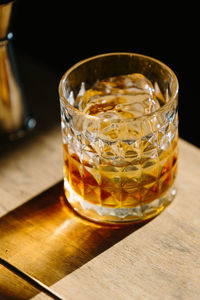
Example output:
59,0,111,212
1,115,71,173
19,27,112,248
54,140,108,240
0,126,63,217
0,181,145,300
32,139,200,300
0,137,200,300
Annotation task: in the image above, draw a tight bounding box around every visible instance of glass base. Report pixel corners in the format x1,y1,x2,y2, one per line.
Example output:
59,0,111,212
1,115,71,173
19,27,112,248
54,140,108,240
64,179,176,225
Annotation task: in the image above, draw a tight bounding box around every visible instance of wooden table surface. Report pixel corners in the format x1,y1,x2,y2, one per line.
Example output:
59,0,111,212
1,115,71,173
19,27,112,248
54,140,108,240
0,57,200,300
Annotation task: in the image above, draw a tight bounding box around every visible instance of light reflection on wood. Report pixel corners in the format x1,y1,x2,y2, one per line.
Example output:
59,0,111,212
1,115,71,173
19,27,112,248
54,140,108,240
0,182,146,300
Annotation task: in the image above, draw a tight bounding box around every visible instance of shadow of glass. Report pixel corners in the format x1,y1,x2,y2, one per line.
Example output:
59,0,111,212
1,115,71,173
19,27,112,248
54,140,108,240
0,182,151,299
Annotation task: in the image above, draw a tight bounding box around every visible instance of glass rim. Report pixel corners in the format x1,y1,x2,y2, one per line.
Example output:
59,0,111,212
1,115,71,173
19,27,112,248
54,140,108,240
59,52,179,121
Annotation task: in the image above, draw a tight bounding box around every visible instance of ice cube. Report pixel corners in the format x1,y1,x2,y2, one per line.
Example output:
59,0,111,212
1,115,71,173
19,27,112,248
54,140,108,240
77,73,161,118
93,73,154,96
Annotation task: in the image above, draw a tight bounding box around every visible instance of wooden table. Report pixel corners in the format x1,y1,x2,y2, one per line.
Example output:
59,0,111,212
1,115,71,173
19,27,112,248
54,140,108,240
0,57,200,300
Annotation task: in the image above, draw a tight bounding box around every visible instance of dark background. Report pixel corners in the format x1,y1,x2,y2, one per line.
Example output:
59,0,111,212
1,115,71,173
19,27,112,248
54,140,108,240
10,0,199,147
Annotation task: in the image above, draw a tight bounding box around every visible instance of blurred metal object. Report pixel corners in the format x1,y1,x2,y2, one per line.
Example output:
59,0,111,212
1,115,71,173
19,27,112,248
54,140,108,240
0,0,36,142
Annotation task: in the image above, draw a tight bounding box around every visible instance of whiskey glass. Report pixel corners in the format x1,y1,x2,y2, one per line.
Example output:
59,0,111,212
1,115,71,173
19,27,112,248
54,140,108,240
59,53,179,224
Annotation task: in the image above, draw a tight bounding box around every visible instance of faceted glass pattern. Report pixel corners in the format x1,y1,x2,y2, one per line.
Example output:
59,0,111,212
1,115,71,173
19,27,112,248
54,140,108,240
59,53,179,224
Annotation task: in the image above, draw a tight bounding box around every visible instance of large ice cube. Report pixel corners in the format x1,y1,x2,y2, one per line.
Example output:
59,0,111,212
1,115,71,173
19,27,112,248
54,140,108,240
77,73,161,118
